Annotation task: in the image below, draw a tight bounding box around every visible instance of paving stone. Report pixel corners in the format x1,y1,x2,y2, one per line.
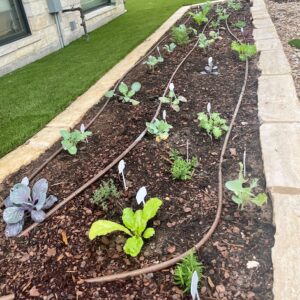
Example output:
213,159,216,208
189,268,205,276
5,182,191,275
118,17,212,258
258,75,300,122
255,38,283,51
253,27,279,40
258,49,291,75
272,193,300,300
251,9,270,19
253,17,275,29
260,124,300,190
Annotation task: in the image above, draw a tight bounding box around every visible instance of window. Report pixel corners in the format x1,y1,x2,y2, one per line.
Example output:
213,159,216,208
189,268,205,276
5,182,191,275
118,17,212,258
0,0,30,46
81,0,111,12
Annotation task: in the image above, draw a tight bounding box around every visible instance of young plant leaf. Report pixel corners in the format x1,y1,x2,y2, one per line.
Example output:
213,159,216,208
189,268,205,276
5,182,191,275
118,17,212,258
123,236,144,257
143,227,155,239
142,198,163,223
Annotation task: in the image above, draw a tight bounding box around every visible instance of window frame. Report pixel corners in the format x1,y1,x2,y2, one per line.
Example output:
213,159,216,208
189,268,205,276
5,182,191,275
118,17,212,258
81,0,112,14
0,0,31,47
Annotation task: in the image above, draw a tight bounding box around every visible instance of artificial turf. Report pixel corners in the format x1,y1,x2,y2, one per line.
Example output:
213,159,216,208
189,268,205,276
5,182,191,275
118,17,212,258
0,0,202,158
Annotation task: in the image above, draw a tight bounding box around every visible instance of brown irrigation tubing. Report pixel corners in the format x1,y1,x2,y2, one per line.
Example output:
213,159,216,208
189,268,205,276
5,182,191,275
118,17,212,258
84,25,250,283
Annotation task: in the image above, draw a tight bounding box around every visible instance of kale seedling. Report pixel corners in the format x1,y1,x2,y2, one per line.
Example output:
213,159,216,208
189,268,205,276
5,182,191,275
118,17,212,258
143,55,164,72
171,24,196,45
3,177,58,237
174,251,204,293
198,33,214,50
90,179,120,211
234,20,246,30
201,57,218,75
105,81,141,105
159,83,187,112
197,111,228,139
170,149,198,181
163,43,177,53
228,0,242,10
60,124,92,155
89,198,162,257
231,41,257,61
225,163,268,210
146,119,173,142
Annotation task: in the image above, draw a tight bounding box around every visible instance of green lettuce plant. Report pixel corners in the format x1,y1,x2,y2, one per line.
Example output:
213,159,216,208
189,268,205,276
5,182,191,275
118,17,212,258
225,163,268,210
60,124,92,155
197,111,228,139
159,83,187,112
189,1,211,26
231,41,257,61
146,119,173,142
89,198,162,257
105,81,141,106
175,251,204,293
164,43,177,53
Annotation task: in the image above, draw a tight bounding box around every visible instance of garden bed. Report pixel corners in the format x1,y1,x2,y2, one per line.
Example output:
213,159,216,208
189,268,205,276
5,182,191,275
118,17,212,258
0,1,274,299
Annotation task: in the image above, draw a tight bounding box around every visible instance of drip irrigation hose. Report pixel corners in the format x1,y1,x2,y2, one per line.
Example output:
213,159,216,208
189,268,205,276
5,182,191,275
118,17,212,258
84,22,250,284
18,16,205,238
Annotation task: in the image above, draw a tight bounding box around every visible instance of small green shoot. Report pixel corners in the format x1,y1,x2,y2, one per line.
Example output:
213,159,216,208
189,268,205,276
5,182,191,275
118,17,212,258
164,43,177,53
91,179,120,211
234,20,246,30
228,0,242,10
215,6,229,22
159,83,187,112
105,81,141,106
189,2,211,26
225,163,268,210
171,24,196,45
143,55,164,72
89,198,162,257
198,33,214,49
146,119,173,142
170,149,198,181
231,41,257,61
174,251,204,293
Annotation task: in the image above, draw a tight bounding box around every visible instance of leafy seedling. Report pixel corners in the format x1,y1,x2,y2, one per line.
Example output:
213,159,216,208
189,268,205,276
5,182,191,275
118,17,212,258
105,81,141,106
90,179,120,211
169,149,198,180
231,41,257,61
3,177,58,237
288,39,300,49
171,24,196,45
143,55,164,72
197,109,228,139
209,30,222,41
201,57,219,75
60,124,92,155
174,251,204,293
89,198,162,257
146,119,173,142
225,163,268,210
228,0,242,10
234,20,246,30
189,1,211,26
216,6,229,23
198,33,214,50
164,43,177,53
159,83,187,112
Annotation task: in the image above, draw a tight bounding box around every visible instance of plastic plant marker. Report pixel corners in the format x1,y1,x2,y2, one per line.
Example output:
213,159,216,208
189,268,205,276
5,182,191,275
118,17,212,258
207,102,211,116
21,177,29,186
118,160,127,191
191,271,200,300
136,186,147,206
186,139,190,162
169,83,175,91
80,123,85,133
163,110,167,121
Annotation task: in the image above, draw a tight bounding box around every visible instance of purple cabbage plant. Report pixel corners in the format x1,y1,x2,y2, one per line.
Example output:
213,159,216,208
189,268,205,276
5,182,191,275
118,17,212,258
3,177,58,237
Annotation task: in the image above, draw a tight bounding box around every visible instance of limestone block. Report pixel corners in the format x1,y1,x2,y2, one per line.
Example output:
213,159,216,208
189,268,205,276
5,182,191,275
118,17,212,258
255,38,283,51
253,27,279,40
260,124,300,190
253,17,275,29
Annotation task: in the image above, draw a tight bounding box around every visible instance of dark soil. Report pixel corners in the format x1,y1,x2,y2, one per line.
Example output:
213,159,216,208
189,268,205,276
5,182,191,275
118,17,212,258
0,1,274,299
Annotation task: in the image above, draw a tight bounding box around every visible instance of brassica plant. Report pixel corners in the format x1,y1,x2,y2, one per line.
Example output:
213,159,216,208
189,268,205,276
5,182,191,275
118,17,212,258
146,119,173,142
234,20,246,30
215,6,229,22
143,55,164,72
159,83,187,112
105,81,141,105
163,43,177,53
225,163,268,209
171,24,196,45
231,41,257,61
197,111,228,139
198,33,214,49
89,198,162,257
201,57,218,75
60,124,92,155
3,177,58,237
228,0,242,10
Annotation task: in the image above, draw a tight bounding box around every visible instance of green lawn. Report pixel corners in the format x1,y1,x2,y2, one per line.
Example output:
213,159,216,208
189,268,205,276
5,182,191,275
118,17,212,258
0,0,202,158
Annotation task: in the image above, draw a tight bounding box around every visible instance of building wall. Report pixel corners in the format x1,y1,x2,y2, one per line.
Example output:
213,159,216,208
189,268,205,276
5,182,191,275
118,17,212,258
0,0,125,76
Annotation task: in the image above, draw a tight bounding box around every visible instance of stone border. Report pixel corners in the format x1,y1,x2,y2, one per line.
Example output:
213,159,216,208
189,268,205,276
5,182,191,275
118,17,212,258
252,0,300,299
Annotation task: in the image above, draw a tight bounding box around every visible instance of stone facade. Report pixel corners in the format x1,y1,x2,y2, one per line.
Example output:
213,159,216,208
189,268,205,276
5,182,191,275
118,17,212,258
0,0,125,76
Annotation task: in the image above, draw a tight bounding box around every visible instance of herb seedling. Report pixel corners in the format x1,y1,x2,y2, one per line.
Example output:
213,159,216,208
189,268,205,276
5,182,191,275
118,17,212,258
228,0,242,10
3,177,58,237
231,41,257,61
146,119,173,142
89,198,162,257
201,57,218,75
197,108,228,139
163,43,177,53
105,81,141,106
90,179,120,211
225,163,268,210
159,83,187,112
234,20,246,30
174,251,204,293
171,24,196,45
60,124,92,155
169,149,198,180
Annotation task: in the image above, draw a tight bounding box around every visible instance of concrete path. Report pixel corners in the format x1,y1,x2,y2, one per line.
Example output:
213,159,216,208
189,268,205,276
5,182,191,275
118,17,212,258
252,0,300,298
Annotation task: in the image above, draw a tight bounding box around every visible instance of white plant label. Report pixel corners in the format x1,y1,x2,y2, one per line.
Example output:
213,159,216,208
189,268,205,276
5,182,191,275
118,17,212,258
169,83,175,91
207,102,211,116
247,260,260,269
163,110,167,121
118,160,127,191
80,123,85,133
208,57,213,66
136,186,147,206
191,271,200,300
21,177,29,186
